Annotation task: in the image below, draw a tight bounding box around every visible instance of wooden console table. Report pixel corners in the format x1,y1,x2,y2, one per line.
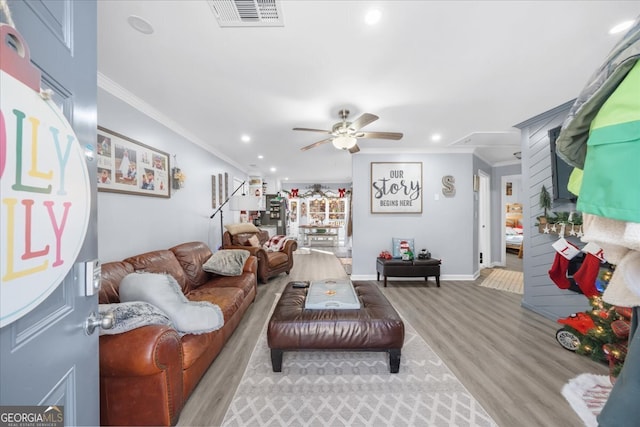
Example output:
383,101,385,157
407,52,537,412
376,257,441,287
299,225,340,246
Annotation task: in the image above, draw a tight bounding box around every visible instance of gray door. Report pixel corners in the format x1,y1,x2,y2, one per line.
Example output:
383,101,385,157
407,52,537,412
0,1,98,426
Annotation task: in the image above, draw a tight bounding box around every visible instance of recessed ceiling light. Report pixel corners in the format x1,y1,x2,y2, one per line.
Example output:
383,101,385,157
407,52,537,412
284,177,289,181
241,135,251,142
609,20,634,34
127,15,154,35
257,155,264,159
431,134,442,142
270,167,276,173
365,9,381,26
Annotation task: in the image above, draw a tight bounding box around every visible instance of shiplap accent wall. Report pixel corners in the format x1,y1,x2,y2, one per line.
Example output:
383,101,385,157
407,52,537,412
516,100,589,320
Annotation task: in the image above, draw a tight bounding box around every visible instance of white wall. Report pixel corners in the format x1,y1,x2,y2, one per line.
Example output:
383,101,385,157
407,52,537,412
351,153,476,280
503,175,522,205
97,90,247,262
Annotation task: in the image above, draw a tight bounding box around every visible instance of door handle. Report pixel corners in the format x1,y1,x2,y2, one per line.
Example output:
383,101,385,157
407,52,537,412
84,311,115,335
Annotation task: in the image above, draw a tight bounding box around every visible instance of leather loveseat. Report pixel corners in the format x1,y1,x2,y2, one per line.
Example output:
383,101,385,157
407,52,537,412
222,227,297,283
98,241,257,426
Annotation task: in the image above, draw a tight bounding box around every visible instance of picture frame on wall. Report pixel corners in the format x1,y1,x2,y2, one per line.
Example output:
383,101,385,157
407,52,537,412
224,172,229,201
211,175,217,209
97,126,170,198
370,162,422,214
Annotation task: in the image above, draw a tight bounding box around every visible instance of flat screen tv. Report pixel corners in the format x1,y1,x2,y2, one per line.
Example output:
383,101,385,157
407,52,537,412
548,126,577,203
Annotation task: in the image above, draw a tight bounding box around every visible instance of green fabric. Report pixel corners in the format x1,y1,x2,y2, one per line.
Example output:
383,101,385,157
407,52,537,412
589,120,640,145
591,61,640,130
576,60,640,223
577,134,640,222
567,168,583,197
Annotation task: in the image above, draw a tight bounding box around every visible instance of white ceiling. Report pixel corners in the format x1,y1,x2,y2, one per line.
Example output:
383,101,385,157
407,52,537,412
97,1,639,184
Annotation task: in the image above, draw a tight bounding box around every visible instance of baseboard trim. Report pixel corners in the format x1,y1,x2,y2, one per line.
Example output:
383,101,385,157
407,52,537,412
350,274,477,282
443,274,477,281
520,301,557,321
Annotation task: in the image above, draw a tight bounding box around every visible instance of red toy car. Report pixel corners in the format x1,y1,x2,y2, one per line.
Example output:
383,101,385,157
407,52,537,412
555,312,596,351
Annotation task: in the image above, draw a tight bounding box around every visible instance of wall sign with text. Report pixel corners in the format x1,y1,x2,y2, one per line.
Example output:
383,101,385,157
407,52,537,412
370,162,422,214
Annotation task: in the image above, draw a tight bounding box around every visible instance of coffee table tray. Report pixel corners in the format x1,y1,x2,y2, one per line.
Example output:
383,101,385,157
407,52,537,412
305,278,361,309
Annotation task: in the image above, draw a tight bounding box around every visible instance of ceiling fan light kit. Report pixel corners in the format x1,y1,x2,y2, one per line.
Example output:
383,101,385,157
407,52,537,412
332,136,357,150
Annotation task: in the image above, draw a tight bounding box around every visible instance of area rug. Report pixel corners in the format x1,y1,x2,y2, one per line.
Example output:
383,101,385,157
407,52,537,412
561,373,612,427
479,269,523,294
221,308,497,427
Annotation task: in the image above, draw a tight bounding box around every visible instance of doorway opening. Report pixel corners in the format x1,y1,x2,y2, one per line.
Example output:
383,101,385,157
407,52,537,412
478,170,491,270
501,174,523,273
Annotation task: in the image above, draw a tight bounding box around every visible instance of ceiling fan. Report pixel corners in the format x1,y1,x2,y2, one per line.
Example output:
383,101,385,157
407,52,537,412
293,109,403,154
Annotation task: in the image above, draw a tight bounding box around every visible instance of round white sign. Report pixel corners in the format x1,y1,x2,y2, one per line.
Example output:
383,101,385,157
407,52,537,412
1,69,91,328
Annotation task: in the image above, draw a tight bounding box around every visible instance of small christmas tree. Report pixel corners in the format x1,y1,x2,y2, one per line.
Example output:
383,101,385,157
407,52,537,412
539,185,551,222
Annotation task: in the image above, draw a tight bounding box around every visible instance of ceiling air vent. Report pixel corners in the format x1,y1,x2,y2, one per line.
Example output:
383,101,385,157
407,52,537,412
208,0,284,27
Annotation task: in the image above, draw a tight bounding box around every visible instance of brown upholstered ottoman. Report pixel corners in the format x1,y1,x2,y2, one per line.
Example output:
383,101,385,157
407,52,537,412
267,281,405,373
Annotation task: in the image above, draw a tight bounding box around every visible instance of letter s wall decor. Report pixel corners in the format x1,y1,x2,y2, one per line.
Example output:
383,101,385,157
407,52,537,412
442,175,456,197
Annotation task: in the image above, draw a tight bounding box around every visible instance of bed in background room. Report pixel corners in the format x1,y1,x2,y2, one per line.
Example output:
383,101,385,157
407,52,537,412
505,203,523,258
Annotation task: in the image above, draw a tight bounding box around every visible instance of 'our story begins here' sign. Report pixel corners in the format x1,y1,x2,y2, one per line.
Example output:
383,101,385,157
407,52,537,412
370,162,422,213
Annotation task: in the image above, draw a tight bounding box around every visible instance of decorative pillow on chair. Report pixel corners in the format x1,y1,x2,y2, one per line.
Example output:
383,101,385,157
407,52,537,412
263,235,289,252
233,232,253,246
247,235,261,247
224,222,260,235
392,237,415,258
202,249,250,276
98,301,172,335
119,272,224,334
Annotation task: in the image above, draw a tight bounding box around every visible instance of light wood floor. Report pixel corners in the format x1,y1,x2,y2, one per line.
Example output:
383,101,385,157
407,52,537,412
505,251,523,272
177,251,607,427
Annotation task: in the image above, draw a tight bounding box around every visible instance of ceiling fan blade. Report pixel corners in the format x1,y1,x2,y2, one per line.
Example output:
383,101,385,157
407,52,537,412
349,113,379,131
300,138,333,151
358,131,404,140
348,144,360,154
293,127,331,133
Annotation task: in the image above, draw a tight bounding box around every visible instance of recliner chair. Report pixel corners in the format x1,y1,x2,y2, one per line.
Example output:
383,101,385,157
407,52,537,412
222,229,297,283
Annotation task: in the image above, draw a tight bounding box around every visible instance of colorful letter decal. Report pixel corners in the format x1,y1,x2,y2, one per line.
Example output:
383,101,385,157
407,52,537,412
1,40,91,327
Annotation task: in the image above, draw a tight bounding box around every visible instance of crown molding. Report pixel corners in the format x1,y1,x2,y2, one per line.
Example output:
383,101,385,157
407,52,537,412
97,72,245,173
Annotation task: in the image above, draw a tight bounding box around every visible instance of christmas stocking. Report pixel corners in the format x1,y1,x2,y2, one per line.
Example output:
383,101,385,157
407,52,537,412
574,242,606,298
548,238,581,289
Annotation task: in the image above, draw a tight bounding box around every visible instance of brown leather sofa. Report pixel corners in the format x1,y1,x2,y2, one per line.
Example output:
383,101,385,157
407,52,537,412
99,241,257,426
222,229,297,283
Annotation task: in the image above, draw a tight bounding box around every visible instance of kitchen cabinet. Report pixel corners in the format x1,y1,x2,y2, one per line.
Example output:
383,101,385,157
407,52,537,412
289,197,349,244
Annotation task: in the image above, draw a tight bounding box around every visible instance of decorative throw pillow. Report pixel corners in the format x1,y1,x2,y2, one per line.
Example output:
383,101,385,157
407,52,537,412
263,235,289,252
119,272,224,334
233,232,252,246
224,222,259,235
98,301,172,336
392,237,415,258
247,235,261,247
202,249,250,276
